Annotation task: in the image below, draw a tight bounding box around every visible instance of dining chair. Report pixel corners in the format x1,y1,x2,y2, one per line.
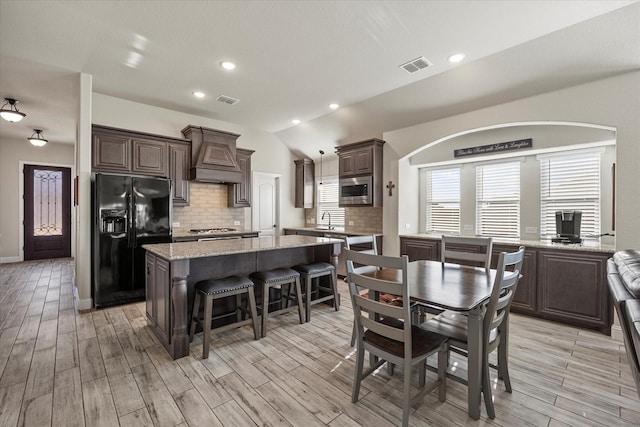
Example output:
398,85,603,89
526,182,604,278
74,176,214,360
420,246,524,419
441,235,493,272
345,249,448,427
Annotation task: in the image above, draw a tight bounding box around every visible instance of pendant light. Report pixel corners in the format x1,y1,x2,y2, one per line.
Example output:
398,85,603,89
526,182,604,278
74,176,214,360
0,98,26,122
319,150,324,185
28,129,47,147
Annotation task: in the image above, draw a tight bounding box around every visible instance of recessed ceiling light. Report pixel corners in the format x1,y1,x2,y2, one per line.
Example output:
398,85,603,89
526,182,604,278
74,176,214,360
291,119,301,125
329,103,339,110
192,91,206,98
448,53,466,63
220,61,236,71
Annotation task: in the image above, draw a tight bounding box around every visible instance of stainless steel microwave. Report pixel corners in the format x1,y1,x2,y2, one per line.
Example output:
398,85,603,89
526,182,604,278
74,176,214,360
339,176,372,205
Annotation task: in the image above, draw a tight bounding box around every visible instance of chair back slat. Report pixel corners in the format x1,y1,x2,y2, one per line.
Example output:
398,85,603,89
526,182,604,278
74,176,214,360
355,294,405,320
345,235,379,275
441,235,493,272
360,316,405,342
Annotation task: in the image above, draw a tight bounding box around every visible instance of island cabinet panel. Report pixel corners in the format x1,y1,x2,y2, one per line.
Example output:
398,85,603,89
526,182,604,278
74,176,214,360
169,143,191,206
400,237,440,262
132,138,168,177
537,250,611,333
92,132,131,173
146,253,171,345
492,244,537,315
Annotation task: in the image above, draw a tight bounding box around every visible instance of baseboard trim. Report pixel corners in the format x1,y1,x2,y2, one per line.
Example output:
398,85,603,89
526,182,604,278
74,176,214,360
0,256,21,264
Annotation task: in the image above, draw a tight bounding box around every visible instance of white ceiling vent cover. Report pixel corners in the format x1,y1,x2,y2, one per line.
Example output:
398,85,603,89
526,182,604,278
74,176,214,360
216,95,240,105
399,56,432,74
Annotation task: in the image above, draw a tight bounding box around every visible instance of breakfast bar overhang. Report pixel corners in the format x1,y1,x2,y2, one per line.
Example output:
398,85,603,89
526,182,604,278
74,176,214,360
143,235,343,359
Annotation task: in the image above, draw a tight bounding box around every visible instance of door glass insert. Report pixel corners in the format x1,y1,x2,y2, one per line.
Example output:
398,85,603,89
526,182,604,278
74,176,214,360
33,169,63,236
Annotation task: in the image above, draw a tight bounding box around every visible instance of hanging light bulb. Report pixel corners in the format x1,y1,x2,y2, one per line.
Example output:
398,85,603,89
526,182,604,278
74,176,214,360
28,129,48,147
319,150,324,185
0,98,26,122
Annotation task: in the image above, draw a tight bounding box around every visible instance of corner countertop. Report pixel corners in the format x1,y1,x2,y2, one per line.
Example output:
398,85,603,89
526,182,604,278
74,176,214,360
399,233,616,254
283,227,382,237
144,235,343,261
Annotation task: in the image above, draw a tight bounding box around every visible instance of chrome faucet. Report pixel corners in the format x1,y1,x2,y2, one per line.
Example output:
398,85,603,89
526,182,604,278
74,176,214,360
321,211,334,229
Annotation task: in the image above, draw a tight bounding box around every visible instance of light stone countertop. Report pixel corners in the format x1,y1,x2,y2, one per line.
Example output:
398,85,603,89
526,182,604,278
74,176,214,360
283,227,382,237
144,235,343,261
400,233,616,254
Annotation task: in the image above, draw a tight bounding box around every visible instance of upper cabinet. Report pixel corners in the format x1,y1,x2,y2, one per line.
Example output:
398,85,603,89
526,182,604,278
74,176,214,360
227,148,254,207
294,159,315,208
336,138,384,207
92,125,192,204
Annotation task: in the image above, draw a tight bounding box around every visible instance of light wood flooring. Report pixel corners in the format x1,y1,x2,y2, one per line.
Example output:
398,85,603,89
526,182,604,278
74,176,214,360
0,258,639,426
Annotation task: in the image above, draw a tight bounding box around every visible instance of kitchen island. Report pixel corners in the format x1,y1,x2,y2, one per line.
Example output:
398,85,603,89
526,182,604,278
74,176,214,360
143,235,343,359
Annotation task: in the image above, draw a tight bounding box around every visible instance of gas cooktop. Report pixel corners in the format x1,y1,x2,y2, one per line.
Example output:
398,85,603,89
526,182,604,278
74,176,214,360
189,228,237,234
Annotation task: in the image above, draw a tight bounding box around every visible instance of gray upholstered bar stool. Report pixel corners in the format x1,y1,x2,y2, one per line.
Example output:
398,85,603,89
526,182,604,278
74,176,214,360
292,262,339,322
250,268,304,337
189,275,260,359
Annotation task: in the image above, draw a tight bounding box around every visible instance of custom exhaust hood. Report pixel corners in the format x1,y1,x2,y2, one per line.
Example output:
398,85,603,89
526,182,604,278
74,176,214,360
181,125,243,183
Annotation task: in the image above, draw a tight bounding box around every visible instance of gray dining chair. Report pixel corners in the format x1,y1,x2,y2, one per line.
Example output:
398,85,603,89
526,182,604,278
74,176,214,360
418,235,494,320
345,249,448,427
420,246,525,419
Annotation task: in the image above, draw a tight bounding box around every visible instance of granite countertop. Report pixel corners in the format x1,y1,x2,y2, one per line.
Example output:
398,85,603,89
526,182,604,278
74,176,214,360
400,233,616,254
284,227,382,237
172,229,259,240
144,235,344,261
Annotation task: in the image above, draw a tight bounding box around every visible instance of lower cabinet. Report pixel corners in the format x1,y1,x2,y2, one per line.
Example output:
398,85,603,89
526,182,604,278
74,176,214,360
146,253,171,344
399,236,612,334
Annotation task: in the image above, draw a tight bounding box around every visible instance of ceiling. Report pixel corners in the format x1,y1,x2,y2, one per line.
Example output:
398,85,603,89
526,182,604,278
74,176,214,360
1,1,638,159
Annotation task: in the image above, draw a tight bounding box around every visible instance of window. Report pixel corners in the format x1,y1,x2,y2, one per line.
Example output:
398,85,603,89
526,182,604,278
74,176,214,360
539,150,601,239
425,167,460,233
476,161,520,238
316,178,345,228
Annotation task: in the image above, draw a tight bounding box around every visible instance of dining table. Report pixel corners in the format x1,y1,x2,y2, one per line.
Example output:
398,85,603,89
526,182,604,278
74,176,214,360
365,259,497,420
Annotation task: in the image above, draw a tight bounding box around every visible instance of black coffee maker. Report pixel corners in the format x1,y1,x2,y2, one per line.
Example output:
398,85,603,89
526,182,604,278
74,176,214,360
552,210,582,244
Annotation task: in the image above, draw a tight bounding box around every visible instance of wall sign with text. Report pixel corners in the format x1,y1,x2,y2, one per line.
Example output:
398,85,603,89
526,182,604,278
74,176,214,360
454,138,533,158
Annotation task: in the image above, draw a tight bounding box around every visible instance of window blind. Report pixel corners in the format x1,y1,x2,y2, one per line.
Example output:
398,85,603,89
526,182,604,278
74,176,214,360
476,161,520,238
539,151,601,239
316,178,345,227
425,167,460,233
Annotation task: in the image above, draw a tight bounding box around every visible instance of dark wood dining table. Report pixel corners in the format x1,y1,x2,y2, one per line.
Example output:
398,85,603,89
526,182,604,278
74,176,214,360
365,259,497,420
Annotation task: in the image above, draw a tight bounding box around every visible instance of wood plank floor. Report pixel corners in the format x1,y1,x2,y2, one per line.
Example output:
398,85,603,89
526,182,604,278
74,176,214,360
0,258,639,426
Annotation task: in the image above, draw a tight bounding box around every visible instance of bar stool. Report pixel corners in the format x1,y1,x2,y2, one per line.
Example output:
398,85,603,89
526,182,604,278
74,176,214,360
293,262,339,322
189,275,260,359
250,268,304,337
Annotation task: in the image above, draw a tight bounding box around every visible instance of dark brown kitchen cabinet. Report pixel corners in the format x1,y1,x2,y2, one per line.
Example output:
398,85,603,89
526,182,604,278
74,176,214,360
146,253,171,344
92,125,189,174
537,249,611,333
132,138,168,177
400,237,440,262
92,131,131,173
228,148,254,207
337,138,384,177
169,143,191,206
336,139,384,207
294,159,315,208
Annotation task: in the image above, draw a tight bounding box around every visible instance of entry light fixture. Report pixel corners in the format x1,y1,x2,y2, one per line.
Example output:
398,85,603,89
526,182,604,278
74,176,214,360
0,98,26,122
329,103,339,110
291,119,301,125
28,129,47,147
220,61,236,71
448,53,466,63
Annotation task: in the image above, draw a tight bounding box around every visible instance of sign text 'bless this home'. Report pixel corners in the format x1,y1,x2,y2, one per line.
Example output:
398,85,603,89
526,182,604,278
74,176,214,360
454,138,533,158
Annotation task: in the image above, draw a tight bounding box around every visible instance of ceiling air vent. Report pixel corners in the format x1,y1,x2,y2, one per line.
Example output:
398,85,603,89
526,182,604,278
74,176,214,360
216,95,239,105
399,56,432,74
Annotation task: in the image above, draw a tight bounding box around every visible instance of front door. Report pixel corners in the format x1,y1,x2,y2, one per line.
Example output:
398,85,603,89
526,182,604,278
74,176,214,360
252,172,279,237
24,165,72,260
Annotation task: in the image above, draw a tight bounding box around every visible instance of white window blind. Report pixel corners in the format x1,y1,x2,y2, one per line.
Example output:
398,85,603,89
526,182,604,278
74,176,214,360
476,161,520,238
425,167,460,233
539,151,601,239
316,179,345,227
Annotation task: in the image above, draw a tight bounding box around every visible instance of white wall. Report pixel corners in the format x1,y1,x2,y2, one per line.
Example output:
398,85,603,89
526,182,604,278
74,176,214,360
0,137,75,261
383,71,640,255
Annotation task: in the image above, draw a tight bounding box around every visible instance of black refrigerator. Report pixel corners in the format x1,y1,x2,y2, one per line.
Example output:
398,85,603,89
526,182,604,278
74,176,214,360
92,173,172,307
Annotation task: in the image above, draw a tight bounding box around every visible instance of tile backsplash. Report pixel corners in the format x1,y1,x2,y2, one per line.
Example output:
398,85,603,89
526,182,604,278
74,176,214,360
305,206,382,234
173,182,244,230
